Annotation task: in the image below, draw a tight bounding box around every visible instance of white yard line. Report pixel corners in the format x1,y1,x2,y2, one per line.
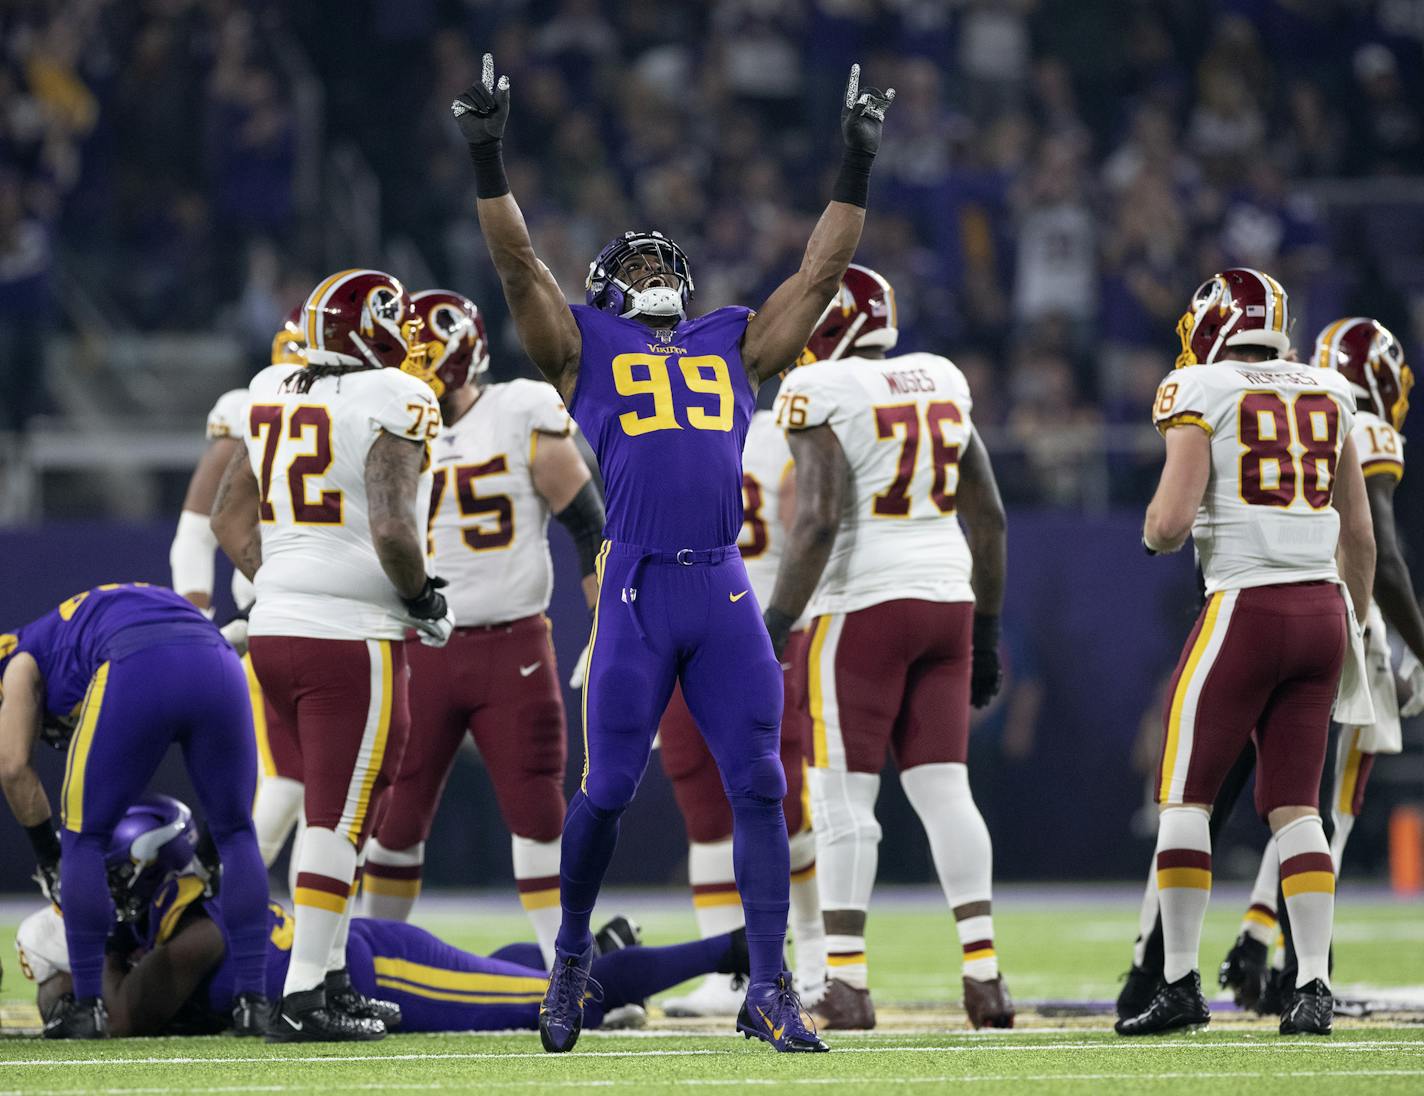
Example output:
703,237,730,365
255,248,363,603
6,1038,1424,1069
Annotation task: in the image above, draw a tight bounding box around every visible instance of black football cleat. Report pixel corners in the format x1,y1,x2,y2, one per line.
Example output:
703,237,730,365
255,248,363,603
230,991,272,1037
539,944,594,1053
1218,934,1269,1009
1115,971,1210,1036
266,986,385,1043
1279,978,1333,1035
1255,967,1290,1016
594,915,642,956
738,973,830,1052
326,967,401,1030
1116,965,1162,1021
43,994,108,1039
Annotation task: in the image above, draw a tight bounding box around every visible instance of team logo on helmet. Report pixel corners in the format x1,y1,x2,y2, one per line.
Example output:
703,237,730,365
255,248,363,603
105,794,198,923
1315,317,1413,430
797,263,899,365
301,269,430,384
1175,268,1291,368
412,289,489,399
586,231,695,321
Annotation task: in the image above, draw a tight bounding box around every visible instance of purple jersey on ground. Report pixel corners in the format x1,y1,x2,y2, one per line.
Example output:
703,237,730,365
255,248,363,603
0,584,217,720
568,304,756,550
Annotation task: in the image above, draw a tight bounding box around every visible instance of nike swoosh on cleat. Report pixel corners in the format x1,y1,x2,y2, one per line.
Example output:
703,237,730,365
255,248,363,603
519,662,542,677
729,590,749,603
283,1014,303,1031
756,1005,785,1041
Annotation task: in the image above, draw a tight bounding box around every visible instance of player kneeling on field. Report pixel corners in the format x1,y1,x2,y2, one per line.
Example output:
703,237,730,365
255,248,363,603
15,796,754,1039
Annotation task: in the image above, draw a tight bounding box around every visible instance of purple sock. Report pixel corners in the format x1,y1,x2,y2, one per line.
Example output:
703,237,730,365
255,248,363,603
729,794,790,987
211,824,271,996
591,933,739,1015
555,790,623,955
59,831,114,1000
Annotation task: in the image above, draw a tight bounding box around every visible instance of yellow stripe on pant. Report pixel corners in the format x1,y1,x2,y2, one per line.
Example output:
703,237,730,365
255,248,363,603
580,540,612,794
61,661,111,832
1159,593,1225,802
245,653,274,781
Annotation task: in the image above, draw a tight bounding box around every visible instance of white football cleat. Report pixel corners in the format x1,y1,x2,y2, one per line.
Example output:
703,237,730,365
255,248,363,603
661,973,748,1017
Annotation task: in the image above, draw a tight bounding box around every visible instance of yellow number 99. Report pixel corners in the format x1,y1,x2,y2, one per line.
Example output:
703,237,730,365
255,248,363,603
612,354,682,436
681,356,733,432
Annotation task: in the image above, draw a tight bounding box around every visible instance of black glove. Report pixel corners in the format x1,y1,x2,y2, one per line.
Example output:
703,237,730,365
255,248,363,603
763,607,796,662
840,63,895,157
402,576,450,621
27,821,62,905
970,613,1003,709
452,53,513,198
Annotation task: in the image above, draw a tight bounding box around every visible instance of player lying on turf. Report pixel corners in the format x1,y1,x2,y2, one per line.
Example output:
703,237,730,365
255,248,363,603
452,52,892,1053
17,795,752,1038
1123,268,1376,1038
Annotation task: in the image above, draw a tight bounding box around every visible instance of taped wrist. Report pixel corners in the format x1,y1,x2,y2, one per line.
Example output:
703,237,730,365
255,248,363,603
832,147,875,208
468,139,510,199
554,479,606,578
26,821,61,867
971,613,1000,654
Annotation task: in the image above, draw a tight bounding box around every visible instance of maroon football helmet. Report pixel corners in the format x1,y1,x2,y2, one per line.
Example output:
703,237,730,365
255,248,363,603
301,268,428,380
412,289,489,399
1175,267,1291,368
1314,316,1413,430
270,303,305,366
797,263,899,365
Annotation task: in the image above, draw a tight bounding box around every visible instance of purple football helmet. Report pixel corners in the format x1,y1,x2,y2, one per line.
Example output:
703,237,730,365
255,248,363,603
105,794,198,922
585,230,695,320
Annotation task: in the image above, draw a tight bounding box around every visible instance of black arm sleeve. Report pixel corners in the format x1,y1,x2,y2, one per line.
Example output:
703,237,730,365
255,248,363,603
554,479,606,578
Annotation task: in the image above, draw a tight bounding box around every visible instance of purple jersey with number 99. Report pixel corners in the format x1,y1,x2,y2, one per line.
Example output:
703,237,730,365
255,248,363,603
568,304,757,550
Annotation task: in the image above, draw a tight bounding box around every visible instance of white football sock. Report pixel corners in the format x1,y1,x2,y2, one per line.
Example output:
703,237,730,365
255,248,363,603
285,826,356,996
513,835,562,969
787,827,826,994
362,838,423,922
689,838,744,937
253,775,304,868
809,769,880,990
1274,815,1334,989
1240,836,1279,945
1154,807,1212,984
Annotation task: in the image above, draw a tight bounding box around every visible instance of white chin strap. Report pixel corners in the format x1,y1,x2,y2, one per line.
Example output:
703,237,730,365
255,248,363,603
623,285,684,319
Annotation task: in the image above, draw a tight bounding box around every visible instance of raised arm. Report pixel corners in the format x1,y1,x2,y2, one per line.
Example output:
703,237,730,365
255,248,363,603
452,55,581,396
957,433,1008,707
742,66,895,382
1331,435,1376,622
763,424,848,657
364,431,454,647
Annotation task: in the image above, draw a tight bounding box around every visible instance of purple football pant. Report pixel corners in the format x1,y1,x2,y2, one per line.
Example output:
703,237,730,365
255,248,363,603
59,639,269,1001
558,542,789,987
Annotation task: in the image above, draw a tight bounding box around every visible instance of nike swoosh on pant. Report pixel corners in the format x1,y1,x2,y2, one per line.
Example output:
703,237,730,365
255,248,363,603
729,590,749,603
519,662,542,677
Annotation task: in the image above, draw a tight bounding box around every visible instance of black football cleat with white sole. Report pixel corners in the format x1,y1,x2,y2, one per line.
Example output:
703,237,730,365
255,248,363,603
594,915,642,955
1115,971,1210,1036
1279,978,1333,1035
266,987,385,1043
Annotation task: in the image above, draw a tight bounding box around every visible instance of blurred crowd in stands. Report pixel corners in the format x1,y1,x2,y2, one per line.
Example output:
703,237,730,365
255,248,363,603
4,0,1424,504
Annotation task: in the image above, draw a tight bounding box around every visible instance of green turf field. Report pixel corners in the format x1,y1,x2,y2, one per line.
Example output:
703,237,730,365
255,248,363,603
1,889,1421,1094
